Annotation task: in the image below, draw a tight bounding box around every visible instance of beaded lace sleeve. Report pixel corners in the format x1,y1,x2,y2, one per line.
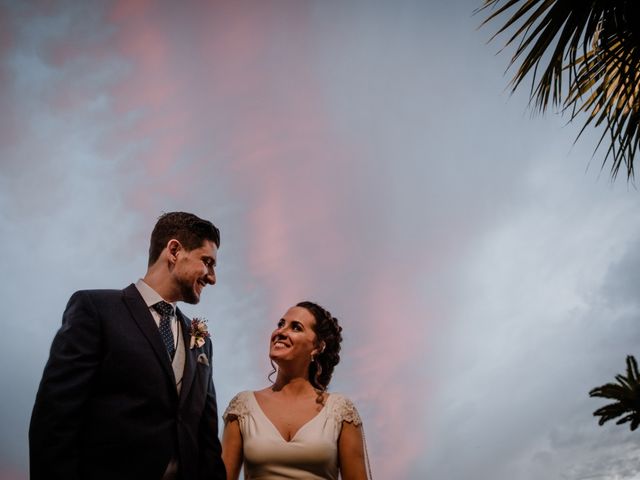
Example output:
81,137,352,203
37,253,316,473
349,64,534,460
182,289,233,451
223,391,250,424
334,394,373,479
333,394,363,426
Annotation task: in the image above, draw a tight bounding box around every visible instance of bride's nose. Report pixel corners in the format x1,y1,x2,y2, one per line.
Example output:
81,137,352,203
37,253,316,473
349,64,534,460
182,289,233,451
273,329,287,340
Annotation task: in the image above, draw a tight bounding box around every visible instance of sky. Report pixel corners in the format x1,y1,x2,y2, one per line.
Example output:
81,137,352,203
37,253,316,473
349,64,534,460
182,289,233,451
1,0,640,479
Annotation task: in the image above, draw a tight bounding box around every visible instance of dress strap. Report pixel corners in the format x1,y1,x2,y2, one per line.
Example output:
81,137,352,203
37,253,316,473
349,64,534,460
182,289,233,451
361,422,373,480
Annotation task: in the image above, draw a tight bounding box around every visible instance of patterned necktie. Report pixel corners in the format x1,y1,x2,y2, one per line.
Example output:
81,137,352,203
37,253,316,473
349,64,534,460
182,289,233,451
153,301,176,359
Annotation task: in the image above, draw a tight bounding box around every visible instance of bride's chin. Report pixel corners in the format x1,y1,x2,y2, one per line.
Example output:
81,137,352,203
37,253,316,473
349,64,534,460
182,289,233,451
269,354,288,366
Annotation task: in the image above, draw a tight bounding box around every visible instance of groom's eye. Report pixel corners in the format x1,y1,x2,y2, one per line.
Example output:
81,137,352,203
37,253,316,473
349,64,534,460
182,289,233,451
202,258,215,268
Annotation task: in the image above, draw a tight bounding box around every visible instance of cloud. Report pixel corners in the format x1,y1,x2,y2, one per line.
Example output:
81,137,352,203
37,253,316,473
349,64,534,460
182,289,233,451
421,154,640,479
3,1,640,479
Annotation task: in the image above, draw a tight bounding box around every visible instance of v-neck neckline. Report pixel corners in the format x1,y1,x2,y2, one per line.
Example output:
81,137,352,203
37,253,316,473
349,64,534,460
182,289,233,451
250,391,330,443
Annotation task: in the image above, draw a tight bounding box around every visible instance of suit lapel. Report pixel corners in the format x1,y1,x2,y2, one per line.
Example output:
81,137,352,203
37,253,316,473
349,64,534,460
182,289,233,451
177,309,196,406
122,284,176,388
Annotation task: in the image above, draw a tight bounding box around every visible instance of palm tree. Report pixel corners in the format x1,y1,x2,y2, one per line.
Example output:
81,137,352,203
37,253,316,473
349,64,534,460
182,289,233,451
589,355,640,431
479,0,640,179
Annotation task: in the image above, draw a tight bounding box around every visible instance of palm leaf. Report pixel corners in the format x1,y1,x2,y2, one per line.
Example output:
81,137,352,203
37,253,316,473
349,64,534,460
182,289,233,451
589,355,640,431
589,382,631,399
627,354,640,382
479,0,640,179
594,406,630,426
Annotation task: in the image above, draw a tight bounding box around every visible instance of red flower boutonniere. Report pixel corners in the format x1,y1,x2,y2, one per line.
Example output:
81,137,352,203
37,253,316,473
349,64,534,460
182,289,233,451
189,317,210,349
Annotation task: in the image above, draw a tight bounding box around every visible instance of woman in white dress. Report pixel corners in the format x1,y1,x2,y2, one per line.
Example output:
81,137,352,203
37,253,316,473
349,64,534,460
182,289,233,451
222,301,370,480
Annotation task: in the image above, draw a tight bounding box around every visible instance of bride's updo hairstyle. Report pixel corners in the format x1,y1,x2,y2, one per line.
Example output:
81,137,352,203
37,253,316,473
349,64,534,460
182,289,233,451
297,301,343,392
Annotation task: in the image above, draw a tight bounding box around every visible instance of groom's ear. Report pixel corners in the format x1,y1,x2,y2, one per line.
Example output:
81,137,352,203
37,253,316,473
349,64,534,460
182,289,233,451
167,239,182,262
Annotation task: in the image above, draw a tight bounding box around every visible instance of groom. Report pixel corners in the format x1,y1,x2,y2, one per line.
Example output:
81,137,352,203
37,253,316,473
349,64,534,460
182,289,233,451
29,212,226,480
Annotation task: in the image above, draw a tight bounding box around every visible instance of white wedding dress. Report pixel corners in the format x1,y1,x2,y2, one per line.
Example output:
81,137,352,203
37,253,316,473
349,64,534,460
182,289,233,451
223,391,362,479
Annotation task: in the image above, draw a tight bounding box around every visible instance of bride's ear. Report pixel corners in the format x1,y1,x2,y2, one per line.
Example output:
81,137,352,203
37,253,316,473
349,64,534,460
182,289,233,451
313,341,326,356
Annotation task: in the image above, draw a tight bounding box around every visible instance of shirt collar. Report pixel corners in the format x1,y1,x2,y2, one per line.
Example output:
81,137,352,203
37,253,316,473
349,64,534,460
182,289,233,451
135,279,177,310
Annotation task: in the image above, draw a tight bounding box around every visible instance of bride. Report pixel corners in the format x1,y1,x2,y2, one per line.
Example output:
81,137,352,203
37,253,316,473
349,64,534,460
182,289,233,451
222,301,371,479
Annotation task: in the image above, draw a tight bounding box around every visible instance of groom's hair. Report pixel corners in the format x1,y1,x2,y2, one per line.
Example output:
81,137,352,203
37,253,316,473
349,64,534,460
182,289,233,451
148,211,220,266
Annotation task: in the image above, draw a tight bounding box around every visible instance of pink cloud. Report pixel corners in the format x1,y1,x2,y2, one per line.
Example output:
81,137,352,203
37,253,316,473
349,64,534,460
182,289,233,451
24,1,434,474
179,3,428,476
353,270,430,476
0,466,27,480
109,0,153,22
0,5,13,57
93,0,198,208
0,3,17,148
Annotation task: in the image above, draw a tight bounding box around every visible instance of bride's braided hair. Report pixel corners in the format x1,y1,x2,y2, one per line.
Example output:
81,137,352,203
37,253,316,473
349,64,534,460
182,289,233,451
297,301,343,392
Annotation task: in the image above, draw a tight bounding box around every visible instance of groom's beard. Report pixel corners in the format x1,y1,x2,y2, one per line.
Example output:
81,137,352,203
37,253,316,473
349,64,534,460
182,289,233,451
179,279,201,305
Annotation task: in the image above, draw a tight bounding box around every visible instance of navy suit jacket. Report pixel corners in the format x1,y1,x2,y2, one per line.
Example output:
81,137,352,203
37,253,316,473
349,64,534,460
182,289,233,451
29,284,226,480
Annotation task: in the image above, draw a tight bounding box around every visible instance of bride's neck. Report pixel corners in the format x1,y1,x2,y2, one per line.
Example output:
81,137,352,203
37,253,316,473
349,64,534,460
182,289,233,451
272,374,314,396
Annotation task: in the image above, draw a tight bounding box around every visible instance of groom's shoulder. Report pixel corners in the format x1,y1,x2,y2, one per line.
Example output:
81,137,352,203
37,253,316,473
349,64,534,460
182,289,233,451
66,285,134,304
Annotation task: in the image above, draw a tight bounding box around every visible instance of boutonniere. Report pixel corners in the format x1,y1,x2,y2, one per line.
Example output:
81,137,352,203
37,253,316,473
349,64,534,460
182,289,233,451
189,317,210,349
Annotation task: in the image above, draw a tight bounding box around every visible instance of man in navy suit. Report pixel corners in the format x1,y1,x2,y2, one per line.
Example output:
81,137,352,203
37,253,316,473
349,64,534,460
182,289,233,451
29,212,226,480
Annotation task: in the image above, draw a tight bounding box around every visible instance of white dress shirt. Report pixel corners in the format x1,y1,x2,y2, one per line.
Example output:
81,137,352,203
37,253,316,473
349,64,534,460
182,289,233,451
135,279,178,351
134,279,182,479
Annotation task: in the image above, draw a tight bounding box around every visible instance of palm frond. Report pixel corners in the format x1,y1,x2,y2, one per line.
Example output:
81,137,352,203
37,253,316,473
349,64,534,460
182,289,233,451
615,412,636,426
626,355,640,382
480,0,640,179
589,355,640,431
589,382,631,399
